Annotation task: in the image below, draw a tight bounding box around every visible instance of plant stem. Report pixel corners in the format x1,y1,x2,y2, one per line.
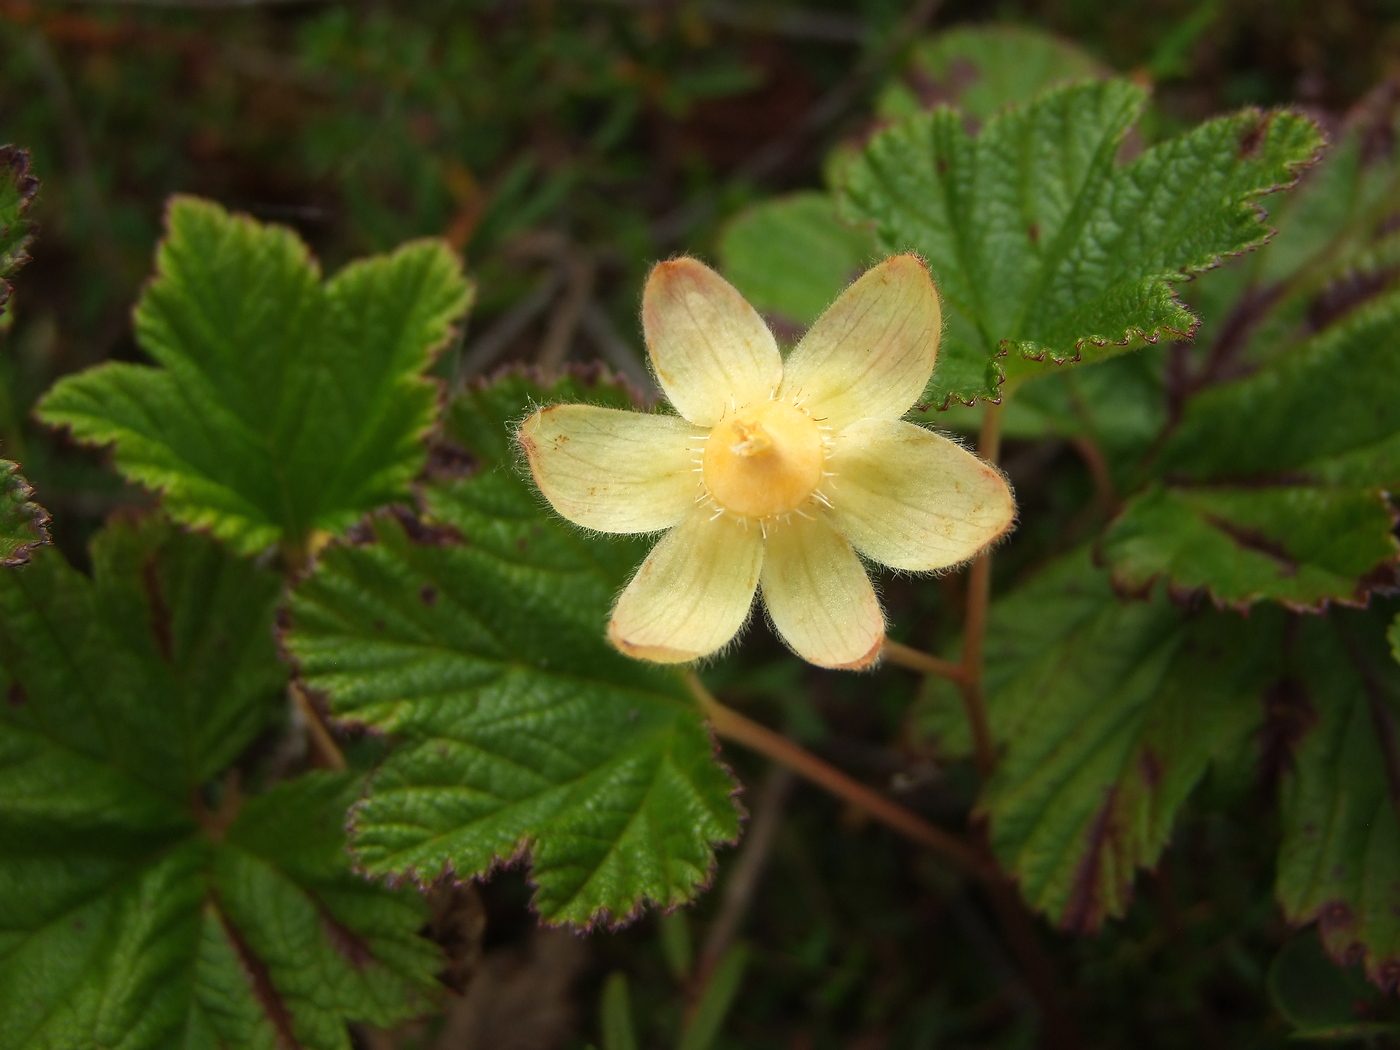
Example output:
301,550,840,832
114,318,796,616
685,673,989,879
688,674,1080,1045
959,401,1003,778
291,682,347,772
882,639,966,684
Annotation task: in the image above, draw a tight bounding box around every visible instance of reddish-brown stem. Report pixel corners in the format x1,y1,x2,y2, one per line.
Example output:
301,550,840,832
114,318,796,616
689,676,1079,1045
882,639,967,685
1070,434,1116,513
685,673,990,880
291,682,347,772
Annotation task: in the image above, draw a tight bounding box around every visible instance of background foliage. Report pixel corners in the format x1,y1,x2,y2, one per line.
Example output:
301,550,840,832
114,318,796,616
5,1,1400,1048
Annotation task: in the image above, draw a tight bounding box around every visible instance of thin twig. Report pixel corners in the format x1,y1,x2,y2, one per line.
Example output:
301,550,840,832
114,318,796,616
882,638,966,685
537,249,596,372
1070,434,1116,513
652,0,942,243
685,673,989,879
454,271,562,385
579,301,657,395
291,682,347,772
692,767,793,1000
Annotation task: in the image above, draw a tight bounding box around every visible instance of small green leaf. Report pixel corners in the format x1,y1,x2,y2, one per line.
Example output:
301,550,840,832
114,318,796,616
921,550,1279,930
838,80,1322,406
285,373,741,927
1276,607,1400,992
37,196,474,555
0,460,47,566
0,146,38,316
876,24,1105,122
1105,290,1400,609
717,192,875,329
0,517,439,1048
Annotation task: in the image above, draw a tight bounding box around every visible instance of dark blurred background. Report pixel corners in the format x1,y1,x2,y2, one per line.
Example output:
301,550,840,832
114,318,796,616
4,3,1400,1048
6,0,1400,545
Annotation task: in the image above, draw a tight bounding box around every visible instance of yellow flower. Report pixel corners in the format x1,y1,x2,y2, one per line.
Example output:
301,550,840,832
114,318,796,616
517,255,1015,669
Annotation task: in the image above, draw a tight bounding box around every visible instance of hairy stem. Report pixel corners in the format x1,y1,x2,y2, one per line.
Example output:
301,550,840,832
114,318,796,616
882,638,966,684
685,673,989,879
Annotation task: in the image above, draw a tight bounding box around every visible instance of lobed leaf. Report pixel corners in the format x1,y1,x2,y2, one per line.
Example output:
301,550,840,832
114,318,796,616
0,460,47,566
1105,290,1400,609
284,373,741,927
1276,607,1400,992
920,550,1279,930
37,196,474,555
0,517,439,1048
838,79,1322,406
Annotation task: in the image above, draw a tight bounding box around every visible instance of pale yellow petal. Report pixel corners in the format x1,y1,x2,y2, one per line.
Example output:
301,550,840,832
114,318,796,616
609,509,762,663
518,404,701,534
827,418,1015,571
760,512,884,670
778,255,941,427
643,257,783,426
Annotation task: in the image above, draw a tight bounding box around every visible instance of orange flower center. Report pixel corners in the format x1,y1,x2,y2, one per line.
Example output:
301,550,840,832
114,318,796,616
702,400,824,519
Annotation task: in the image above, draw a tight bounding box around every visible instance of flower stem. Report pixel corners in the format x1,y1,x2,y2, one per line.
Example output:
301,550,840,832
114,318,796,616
685,672,990,879
882,639,966,684
959,402,1003,779
687,672,1081,1044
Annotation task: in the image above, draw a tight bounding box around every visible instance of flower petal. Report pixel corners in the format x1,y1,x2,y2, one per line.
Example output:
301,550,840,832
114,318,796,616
643,257,783,426
778,255,940,427
609,508,762,663
761,512,883,670
827,417,1015,571
518,404,701,534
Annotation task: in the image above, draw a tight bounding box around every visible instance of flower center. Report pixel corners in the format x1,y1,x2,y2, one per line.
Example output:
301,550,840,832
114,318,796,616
702,400,824,519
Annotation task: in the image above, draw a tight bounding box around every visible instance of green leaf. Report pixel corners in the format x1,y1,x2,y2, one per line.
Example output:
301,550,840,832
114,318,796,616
717,192,875,330
876,24,1105,123
1276,607,1400,992
284,373,741,927
37,196,474,555
1105,290,1400,609
0,516,440,1048
1104,485,1396,611
920,549,1279,930
838,80,1322,406
0,460,47,566
0,146,38,316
